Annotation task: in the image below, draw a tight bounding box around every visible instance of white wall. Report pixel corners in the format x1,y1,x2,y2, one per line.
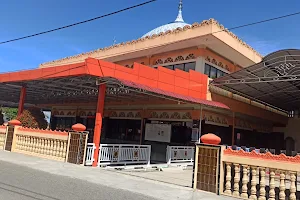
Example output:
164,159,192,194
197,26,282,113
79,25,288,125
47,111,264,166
273,118,300,152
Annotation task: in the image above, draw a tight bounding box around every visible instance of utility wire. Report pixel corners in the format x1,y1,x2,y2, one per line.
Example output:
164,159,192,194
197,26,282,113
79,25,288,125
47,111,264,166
0,3,299,46
220,11,300,32
0,0,157,45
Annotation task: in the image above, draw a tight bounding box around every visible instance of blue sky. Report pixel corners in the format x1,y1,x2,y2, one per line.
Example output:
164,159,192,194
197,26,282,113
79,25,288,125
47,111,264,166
0,0,300,72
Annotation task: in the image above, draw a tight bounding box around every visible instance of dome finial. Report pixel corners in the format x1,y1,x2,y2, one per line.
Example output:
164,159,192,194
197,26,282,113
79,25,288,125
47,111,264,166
175,0,184,22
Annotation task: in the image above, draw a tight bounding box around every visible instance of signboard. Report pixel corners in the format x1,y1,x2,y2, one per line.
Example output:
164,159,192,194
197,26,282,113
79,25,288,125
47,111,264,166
191,128,199,141
145,123,172,143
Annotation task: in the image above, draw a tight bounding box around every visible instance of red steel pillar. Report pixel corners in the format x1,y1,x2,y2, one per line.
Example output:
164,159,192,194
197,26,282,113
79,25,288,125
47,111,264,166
17,86,26,116
92,84,106,167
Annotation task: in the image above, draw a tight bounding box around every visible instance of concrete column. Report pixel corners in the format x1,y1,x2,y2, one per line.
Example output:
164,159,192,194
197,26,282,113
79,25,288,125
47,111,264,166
195,56,205,74
92,84,106,167
17,86,26,116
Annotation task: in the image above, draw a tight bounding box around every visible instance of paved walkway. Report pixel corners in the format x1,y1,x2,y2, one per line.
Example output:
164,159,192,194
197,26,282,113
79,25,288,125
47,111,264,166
111,167,193,187
0,151,236,200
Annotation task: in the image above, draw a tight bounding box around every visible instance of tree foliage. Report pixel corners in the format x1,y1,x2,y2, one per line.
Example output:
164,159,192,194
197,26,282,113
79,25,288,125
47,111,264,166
16,108,48,129
2,107,18,121
1,107,47,129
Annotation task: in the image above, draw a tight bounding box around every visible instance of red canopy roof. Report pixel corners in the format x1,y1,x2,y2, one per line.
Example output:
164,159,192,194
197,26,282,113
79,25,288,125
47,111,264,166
0,57,229,109
119,79,229,109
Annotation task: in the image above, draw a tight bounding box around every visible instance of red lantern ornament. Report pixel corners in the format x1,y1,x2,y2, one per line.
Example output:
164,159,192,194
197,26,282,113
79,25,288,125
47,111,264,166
200,133,221,145
72,123,86,132
8,119,22,126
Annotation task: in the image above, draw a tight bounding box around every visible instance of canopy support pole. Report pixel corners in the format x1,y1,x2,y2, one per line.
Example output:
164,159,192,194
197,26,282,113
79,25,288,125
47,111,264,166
92,84,106,167
17,86,26,117
198,105,203,143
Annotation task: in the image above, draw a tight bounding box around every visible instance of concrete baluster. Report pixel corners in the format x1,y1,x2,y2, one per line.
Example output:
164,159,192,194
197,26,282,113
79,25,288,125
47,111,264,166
33,137,37,153
62,141,67,159
28,137,32,152
55,140,60,157
31,137,35,153
15,135,20,149
20,135,24,150
17,135,21,150
52,139,57,157
40,138,44,154
35,138,39,153
37,138,41,154
46,139,50,155
279,171,286,200
26,136,30,152
24,136,28,151
52,140,57,156
48,139,52,155
49,139,53,156
269,170,275,200
42,138,46,154
241,165,249,198
249,167,257,200
27,136,30,152
233,164,240,197
258,167,266,200
42,138,45,154
31,137,35,152
289,172,296,200
59,141,63,158
53,140,57,157
224,162,232,195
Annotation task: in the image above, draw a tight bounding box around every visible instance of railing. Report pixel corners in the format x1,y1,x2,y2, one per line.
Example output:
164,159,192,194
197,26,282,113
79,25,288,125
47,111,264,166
0,126,6,149
13,127,68,161
85,143,96,166
220,148,300,199
98,144,151,166
166,146,194,164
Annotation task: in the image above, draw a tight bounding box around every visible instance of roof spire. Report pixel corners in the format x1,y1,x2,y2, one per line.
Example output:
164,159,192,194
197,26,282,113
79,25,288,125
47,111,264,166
175,0,184,22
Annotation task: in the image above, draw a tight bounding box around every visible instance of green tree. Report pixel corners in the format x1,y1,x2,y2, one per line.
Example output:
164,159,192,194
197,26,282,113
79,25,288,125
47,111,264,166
2,107,18,121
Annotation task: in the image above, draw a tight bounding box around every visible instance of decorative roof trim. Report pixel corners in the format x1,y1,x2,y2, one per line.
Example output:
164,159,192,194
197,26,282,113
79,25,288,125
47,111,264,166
40,19,262,67
224,148,300,164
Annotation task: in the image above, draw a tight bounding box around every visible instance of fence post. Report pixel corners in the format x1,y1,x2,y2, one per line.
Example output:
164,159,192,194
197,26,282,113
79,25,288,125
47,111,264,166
6,119,21,152
66,123,88,165
191,147,194,163
147,145,151,166
97,144,101,167
93,143,96,163
167,146,172,165
218,145,226,195
118,144,122,165
193,134,222,194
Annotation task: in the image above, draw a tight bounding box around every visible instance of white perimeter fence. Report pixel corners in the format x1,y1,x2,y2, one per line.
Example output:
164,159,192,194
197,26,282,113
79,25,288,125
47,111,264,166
166,146,195,164
85,144,151,166
86,144,195,166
